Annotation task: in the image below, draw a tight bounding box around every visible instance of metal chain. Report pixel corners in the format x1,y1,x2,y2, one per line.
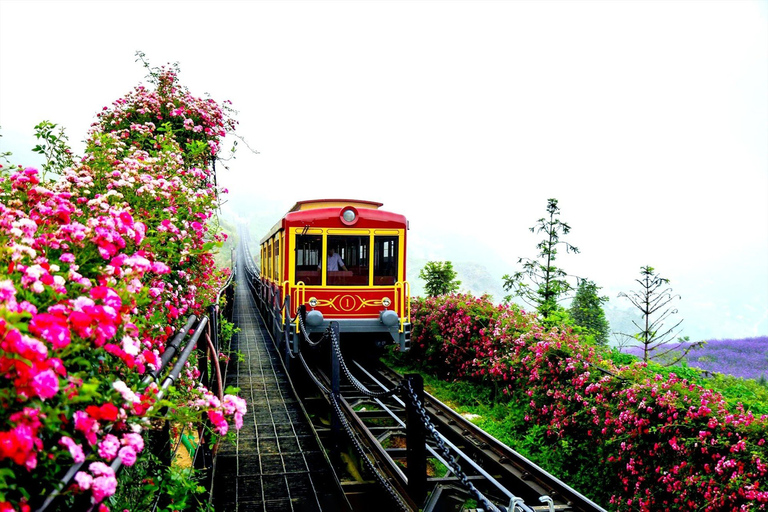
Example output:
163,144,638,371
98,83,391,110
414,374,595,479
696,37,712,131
329,392,411,512
295,312,499,511
297,308,329,347
329,325,401,399
298,319,409,510
402,379,504,512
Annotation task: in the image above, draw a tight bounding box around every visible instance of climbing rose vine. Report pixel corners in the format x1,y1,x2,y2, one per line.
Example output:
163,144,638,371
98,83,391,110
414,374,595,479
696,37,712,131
0,66,244,511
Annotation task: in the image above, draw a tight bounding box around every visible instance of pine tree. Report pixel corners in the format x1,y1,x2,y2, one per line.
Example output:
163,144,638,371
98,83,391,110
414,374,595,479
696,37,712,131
569,279,610,346
503,198,579,318
618,266,702,364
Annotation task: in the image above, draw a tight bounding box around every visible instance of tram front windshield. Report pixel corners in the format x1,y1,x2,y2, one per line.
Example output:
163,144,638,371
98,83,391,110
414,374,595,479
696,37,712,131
294,234,399,286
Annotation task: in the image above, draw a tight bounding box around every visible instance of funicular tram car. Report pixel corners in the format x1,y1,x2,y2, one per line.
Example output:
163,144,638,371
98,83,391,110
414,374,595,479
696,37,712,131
259,199,411,353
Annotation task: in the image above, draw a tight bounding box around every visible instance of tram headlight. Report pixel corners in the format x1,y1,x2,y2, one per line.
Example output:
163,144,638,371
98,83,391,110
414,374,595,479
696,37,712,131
381,297,391,308
340,206,358,225
308,297,318,308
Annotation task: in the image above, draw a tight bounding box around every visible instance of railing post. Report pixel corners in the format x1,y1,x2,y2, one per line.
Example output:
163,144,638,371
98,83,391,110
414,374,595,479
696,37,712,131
157,419,173,510
195,314,213,477
296,305,306,356
201,306,215,389
405,373,427,506
283,296,292,372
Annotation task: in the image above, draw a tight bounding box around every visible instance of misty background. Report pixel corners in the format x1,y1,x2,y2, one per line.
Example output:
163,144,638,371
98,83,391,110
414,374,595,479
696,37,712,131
1,0,766,343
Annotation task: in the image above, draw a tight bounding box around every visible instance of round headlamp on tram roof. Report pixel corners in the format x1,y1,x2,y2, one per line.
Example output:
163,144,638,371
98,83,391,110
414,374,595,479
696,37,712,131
340,206,358,225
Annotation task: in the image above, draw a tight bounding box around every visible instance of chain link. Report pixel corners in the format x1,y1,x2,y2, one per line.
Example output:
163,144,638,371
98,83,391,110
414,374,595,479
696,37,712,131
402,379,504,512
330,392,411,512
329,323,401,399
297,307,329,347
296,312,507,512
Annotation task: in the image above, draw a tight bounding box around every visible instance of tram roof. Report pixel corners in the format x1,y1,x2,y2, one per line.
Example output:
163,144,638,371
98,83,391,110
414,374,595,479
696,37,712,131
288,199,384,212
260,199,404,244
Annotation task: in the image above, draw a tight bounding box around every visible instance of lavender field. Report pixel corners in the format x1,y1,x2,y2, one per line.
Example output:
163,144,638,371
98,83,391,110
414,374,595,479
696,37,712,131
627,336,768,381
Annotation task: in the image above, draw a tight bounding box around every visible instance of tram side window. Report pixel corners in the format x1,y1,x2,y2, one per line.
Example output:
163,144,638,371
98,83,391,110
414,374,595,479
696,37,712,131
295,235,322,285
327,235,369,286
274,239,281,283
374,236,398,285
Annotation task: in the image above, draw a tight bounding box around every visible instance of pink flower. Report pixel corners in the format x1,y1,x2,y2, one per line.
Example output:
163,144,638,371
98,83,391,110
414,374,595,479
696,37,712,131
112,380,140,404
0,280,17,302
88,462,117,502
121,432,144,453
59,436,85,463
31,369,59,400
73,410,99,445
151,261,170,274
74,471,93,490
117,446,136,466
208,410,228,435
29,312,71,349
97,434,120,460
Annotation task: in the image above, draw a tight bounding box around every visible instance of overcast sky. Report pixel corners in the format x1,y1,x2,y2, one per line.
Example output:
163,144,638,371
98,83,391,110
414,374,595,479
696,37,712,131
1,0,766,340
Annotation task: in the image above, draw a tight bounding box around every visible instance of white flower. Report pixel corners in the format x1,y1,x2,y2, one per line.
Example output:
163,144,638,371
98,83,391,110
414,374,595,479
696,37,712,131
122,336,141,356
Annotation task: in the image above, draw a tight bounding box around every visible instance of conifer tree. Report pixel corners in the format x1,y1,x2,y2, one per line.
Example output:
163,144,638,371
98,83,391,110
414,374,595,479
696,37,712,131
570,279,610,345
503,198,579,318
618,265,702,364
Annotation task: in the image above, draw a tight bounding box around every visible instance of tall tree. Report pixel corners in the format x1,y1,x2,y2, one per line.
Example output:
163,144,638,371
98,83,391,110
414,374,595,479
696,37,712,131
419,261,461,297
569,279,610,346
618,265,701,364
503,198,579,318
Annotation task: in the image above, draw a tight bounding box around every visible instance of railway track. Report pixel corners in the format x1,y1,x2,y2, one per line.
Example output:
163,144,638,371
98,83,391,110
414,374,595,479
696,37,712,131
289,338,607,512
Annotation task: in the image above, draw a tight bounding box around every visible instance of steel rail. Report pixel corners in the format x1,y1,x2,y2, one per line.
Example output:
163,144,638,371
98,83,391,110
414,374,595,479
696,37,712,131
371,363,608,512
309,364,418,511
301,353,511,511
349,361,530,511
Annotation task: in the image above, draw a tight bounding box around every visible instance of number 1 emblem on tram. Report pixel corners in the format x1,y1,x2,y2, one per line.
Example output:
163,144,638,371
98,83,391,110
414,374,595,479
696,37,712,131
258,199,411,354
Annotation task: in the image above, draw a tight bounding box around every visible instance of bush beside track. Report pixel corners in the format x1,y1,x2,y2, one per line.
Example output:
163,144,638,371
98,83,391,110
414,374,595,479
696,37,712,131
0,65,244,511
388,294,768,511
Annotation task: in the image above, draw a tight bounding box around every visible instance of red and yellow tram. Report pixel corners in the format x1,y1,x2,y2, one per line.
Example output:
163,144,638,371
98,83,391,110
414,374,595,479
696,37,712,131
259,199,411,351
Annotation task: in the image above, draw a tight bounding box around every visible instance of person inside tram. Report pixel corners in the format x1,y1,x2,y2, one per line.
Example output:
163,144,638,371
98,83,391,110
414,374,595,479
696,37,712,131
319,247,348,272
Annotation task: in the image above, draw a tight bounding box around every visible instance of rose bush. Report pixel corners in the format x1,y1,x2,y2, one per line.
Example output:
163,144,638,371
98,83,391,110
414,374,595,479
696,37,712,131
0,66,244,511
398,294,768,510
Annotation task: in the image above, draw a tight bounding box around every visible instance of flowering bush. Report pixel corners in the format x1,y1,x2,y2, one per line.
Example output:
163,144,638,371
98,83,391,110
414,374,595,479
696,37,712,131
397,294,768,510
0,66,244,511
407,294,537,380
